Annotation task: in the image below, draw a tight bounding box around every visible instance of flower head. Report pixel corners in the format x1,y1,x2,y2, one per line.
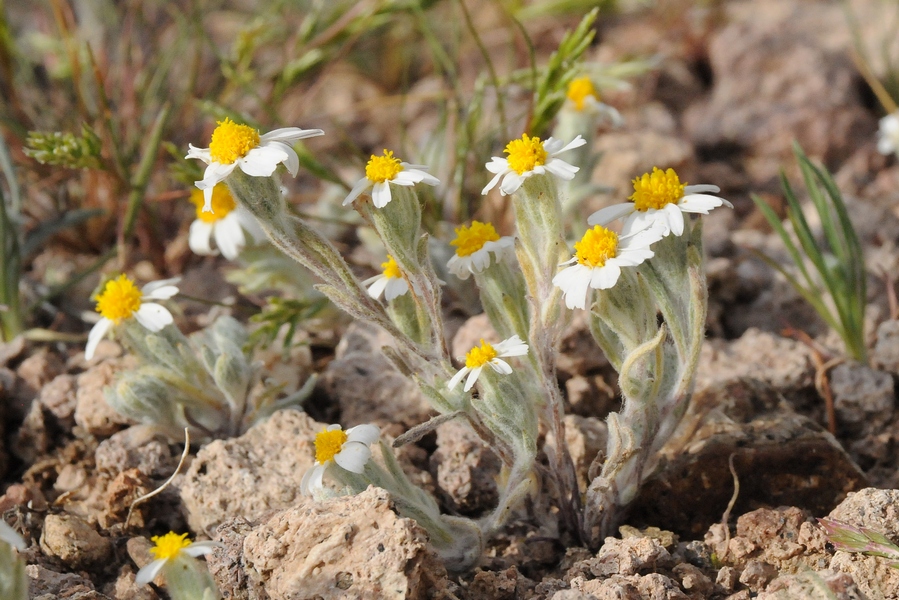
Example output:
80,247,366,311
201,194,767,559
552,224,664,310
187,118,324,212
448,335,529,392
135,532,222,585
587,167,731,237
363,256,410,301
188,186,263,260
343,149,440,209
85,275,180,360
564,77,624,126
877,112,899,156
301,424,380,495
446,221,515,280
482,134,587,196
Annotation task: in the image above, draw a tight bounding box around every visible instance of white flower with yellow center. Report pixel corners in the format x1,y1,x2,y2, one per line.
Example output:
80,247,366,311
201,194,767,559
482,133,587,196
187,118,324,212
135,532,223,585
448,335,529,392
553,224,664,310
342,149,439,209
188,186,263,260
301,424,380,495
85,275,180,360
588,167,731,237
877,112,899,156
363,256,409,301
565,77,623,126
446,221,515,280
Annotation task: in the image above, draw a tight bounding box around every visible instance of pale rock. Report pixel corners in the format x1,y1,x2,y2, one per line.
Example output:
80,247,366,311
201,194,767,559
39,514,112,569
872,320,899,373
39,374,78,425
429,419,499,516
757,569,865,600
738,559,778,592
560,415,606,493
75,358,137,437
829,363,895,436
590,536,672,577
242,487,446,600
27,565,95,597
94,426,175,478
103,566,160,600
180,409,320,534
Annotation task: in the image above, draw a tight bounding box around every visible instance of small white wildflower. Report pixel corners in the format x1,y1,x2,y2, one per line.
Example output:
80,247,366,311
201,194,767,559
188,185,263,260
363,256,410,301
301,424,380,495
482,133,587,196
877,112,899,156
135,532,222,585
565,76,623,126
342,149,439,209
446,221,515,280
448,335,529,392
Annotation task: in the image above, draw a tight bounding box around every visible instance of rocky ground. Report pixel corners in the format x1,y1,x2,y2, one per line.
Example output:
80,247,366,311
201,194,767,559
4,0,899,598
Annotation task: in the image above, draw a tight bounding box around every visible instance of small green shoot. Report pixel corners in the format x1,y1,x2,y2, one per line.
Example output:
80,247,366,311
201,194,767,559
820,517,899,569
751,143,868,364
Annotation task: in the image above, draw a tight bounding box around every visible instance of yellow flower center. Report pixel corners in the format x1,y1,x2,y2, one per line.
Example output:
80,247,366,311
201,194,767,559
208,118,260,164
575,225,619,268
465,339,498,369
149,532,192,561
451,221,501,257
365,150,403,183
95,275,142,324
629,167,686,212
314,429,348,463
504,134,547,175
190,186,236,223
381,256,402,279
567,76,598,112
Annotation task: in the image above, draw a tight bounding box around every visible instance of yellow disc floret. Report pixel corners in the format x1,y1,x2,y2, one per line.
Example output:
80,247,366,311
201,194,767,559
190,186,236,222
314,429,348,463
451,221,501,257
381,256,402,279
504,134,547,175
365,150,404,183
208,118,261,164
465,339,498,369
149,532,192,561
95,275,143,324
567,76,598,112
575,225,619,268
629,167,686,212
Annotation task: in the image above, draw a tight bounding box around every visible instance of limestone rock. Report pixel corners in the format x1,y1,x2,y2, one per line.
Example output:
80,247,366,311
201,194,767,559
180,409,320,534
74,358,137,437
829,363,894,437
39,514,112,569
242,487,446,600
757,569,865,600
94,426,175,478
429,419,500,516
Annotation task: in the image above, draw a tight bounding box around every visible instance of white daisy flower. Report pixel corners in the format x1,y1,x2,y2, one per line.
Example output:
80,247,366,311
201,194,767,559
342,149,439,209
85,275,180,361
482,133,587,197
552,224,664,310
588,167,731,237
447,221,515,280
135,532,223,585
564,76,623,126
187,118,324,212
300,424,380,495
877,112,899,156
363,256,410,301
188,185,263,260
448,335,529,392
0,520,25,551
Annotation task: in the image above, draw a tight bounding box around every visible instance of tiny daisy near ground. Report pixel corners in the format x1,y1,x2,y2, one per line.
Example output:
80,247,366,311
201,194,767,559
135,532,222,585
342,149,439,208
565,76,622,125
482,133,587,196
877,112,899,156
188,186,263,260
447,221,515,280
187,118,324,212
587,167,731,237
363,256,410,301
448,335,529,392
301,424,380,495
85,275,180,360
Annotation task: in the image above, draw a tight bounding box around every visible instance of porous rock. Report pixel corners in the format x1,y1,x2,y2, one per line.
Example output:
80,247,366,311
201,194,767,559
206,518,267,600
430,419,500,516
39,374,78,426
829,362,895,437
757,569,865,600
242,487,446,600
180,408,320,535
103,566,160,600
27,564,95,597
74,358,137,437
578,573,688,600
322,322,431,427
39,514,112,569
590,536,673,577
872,320,899,373
94,426,175,478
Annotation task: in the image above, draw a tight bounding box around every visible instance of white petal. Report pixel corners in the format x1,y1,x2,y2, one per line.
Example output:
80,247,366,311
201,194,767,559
85,318,113,360
554,264,591,310
619,224,665,249
366,275,389,299
463,366,483,392
260,127,325,143
494,335,529,357
683,184,720,194
188,220,215,255
186,144,212,163
554,135,587,154
334,442,371,473
134,304,174,332
372,182,392,208
268,141,299,177
135,558,167,585
239,146,288,177
343,178,372,206
620,210,663,236
481,170,504,195
544,158,579,180
184,541,225,557
447,367,470,390
488,358,512,374
679,193,732,213
214,215,245,260
141,278,181,298
587,203,636,227
447,255,472,280
384,278,409,302
612,247,654,267
590,263,621,290
663,202,685,236
393,169,439,186
198,162,235,189
347,424,380,445
301,464,326,495
485,157,509,174
499,172,525,196
235,209,265,241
